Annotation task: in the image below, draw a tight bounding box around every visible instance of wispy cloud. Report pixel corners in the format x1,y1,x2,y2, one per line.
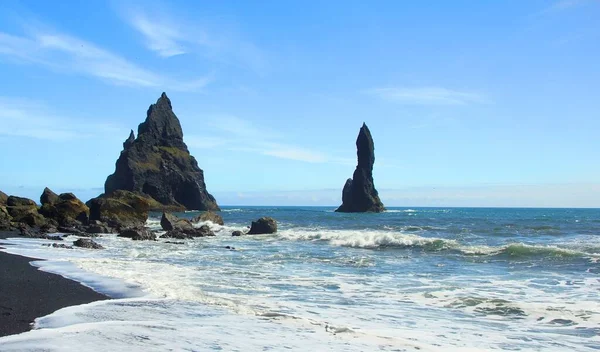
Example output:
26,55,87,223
116,2,267,73
0,97,122,141
367,87,487,106
542,0,589,13
186,115,333,163
0,26,212,91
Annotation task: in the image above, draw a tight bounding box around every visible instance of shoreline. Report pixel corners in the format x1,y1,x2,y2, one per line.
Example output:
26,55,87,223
0,230,110,337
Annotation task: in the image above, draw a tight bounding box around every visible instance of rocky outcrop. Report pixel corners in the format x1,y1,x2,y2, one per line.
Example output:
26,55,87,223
192,211,224,225
39,189,89,227
0,190,8,205
247,217,277,235
335,123,385,213
40,187,59,206
104,92,219,211
0,204,12,230
161,212,193,231
6,196,46,227
118,227,156,241
88,190,155,228
73,238,104,249
231,230,243,237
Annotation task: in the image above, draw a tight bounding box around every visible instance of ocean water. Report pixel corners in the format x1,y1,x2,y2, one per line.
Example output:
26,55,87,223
1,206,599,351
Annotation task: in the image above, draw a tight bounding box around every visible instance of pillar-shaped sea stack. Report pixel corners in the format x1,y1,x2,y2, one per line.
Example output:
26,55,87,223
335,123,385,213
104,92,219,211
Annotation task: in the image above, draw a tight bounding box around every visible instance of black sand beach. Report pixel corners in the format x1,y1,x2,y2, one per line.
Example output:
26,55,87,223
0,230,109,337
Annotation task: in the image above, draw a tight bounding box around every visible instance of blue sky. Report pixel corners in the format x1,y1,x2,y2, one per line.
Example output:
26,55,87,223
0,0,599,207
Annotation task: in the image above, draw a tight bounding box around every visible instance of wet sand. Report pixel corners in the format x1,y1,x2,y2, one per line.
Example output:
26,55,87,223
0,230,109,337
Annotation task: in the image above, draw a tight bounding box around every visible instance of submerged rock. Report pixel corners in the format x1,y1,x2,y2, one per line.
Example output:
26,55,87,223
104,92,219,211
247,217,277,235
44,243,73,249
118,227,156,241
73,238,104,249
335,123,385,213
161,229,192,240
231,230,243,237
186,224,215,237
192,211,224,225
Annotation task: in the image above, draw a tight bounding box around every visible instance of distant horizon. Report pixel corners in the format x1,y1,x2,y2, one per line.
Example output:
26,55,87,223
1,0,599,208
3,182,600,209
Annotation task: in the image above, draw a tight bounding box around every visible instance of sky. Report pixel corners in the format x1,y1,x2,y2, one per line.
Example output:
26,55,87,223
0,0,599,207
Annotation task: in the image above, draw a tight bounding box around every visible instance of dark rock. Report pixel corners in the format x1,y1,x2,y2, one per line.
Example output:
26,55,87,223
224,246,235,250
6,195,44,227
8,204,46,227
43,243,73,249
160,229,191,240
88,190,154,228
104,92,219,211
39,223,58,234
73,238,104,249
165,241,185,245
192,211,224,225
335,123,385,213
0,190,7,205
7,196,37,207
185,224,215,237
124,130,135,149
40,187,59,205
86,223,113,234
1,205,13,230
247,217,277,235
161,212,193,231
231,230,243,237
18,224,63,240
57,226,85,235
118,227,156,241
38,189,89,227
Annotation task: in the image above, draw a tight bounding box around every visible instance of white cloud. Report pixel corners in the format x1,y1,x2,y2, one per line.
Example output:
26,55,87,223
186,115,336,163
116,3,267,73
367,87,486,105
0,28,211,91
128,14,189,57
0,97,122,141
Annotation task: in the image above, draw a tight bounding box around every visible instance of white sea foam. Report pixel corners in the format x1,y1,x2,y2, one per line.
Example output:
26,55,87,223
1,227,599,351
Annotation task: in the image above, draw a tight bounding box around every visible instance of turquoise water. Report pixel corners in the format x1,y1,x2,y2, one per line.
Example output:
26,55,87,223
1,206,599,351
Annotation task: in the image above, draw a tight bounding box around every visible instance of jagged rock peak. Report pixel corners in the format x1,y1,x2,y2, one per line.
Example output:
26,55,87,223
103,93,220,211
123,130,135,149
137,92,183,144
335,123,384,213
357,122,375,170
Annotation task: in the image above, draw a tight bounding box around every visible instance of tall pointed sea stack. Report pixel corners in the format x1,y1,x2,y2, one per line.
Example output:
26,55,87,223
335,123,384,213
104,92,219,211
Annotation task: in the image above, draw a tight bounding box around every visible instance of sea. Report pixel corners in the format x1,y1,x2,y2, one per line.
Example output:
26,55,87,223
0,206,599,351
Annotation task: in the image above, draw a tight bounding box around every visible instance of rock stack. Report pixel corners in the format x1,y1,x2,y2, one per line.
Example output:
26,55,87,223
335,123,385,213
104,92,219,211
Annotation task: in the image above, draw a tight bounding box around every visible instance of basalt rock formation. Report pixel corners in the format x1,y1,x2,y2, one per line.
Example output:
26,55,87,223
335,123,385,213
104,92,219,211
39,188,89,227
87,190,154,229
